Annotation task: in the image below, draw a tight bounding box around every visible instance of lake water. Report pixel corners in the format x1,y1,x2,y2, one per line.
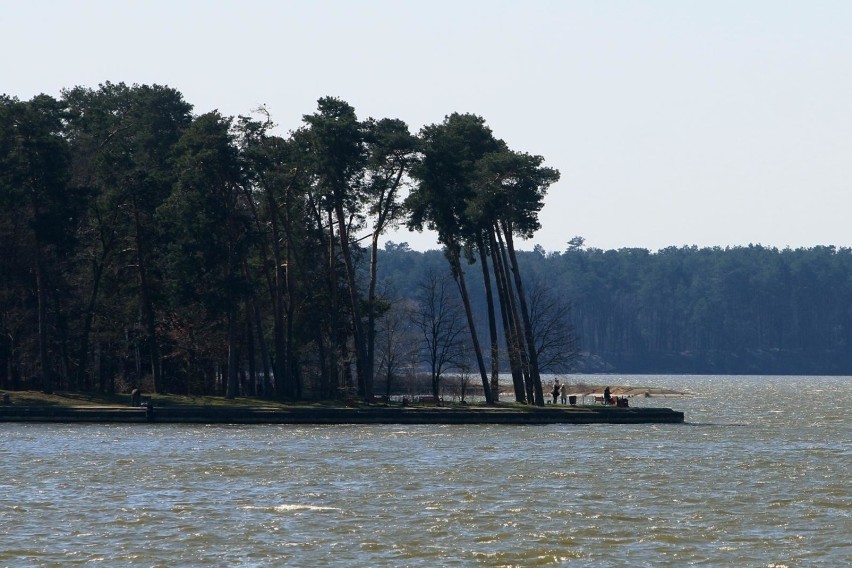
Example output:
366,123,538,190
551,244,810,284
1,375,849,566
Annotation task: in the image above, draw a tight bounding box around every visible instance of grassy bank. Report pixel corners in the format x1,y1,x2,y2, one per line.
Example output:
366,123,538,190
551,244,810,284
1,384,689,409
0,391,686,425
0,390,302,408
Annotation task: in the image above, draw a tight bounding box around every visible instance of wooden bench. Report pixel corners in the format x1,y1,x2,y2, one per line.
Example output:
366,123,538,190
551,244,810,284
418,395,439,404
595,396,629,407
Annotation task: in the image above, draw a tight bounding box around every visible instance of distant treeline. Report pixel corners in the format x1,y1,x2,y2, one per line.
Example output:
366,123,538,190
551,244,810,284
378,243,852,374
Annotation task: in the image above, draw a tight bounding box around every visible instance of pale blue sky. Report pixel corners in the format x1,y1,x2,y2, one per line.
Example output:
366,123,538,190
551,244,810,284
3,0,851,252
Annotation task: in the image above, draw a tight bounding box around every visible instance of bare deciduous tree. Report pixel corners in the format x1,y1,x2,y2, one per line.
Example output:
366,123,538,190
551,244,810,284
413,269,468,399
374,294,419,400
529,280,579,373
447,362,475,403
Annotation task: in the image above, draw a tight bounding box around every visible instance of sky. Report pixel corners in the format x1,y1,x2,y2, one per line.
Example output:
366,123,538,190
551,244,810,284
3,0,851,253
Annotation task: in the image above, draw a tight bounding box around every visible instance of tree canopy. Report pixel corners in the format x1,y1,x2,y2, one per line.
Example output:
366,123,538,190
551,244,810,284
6,83,846,406
0,85,563,403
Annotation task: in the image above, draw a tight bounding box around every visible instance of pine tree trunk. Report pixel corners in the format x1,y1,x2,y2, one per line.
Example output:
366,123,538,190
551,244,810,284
334,205,371,399
272,243,289,398
367,233,381,401
490,229,526,402
226,309,239,399
34,249,52,394
133,205,162,394
448,244,493,404
501,224,544,405
244,312,256,397
496,228,533,401
476,237,500,402
326,210,340,399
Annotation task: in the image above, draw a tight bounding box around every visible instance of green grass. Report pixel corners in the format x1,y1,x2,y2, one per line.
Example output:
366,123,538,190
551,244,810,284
0,390,302,408
0,390,488,409
2,385,687,409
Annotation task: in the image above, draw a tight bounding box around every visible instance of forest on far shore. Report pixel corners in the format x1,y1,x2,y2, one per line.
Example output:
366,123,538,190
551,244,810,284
376,241,852,375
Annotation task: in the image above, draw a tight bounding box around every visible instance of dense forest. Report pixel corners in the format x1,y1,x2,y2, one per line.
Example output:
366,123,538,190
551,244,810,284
379,243,852,375
0,84,566,404
4,85,848,408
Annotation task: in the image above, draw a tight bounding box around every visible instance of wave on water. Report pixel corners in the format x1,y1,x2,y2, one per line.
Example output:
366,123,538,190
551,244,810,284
3,376,848,566
242,504,340,513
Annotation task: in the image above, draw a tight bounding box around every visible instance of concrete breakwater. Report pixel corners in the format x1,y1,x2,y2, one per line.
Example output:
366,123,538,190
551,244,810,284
0,404,684,424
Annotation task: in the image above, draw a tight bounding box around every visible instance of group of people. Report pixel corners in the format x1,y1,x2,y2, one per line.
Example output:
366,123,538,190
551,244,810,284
549,380,617,406
550,379,569,404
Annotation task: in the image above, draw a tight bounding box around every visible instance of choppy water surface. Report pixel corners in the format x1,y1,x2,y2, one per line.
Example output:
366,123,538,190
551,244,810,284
1,375,850,566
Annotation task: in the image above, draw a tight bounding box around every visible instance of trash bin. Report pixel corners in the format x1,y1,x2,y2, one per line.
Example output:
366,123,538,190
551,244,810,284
568,395,577,406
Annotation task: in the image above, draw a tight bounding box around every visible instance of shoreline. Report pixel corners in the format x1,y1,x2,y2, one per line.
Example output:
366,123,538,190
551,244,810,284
0,404,684,425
